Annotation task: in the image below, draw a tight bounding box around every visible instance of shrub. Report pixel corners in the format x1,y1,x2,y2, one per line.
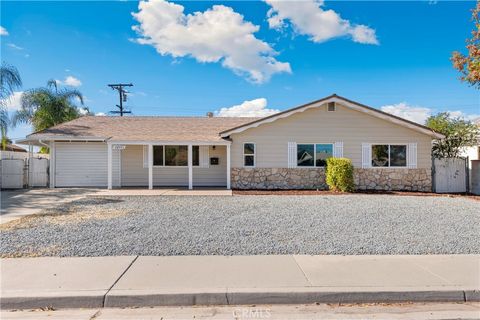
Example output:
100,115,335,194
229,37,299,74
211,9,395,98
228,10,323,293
325,158,354,192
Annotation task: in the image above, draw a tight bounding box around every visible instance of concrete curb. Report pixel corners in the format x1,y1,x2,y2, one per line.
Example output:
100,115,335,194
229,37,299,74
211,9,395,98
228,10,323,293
3,289,477,310
1,292,106,310
2,255,478,310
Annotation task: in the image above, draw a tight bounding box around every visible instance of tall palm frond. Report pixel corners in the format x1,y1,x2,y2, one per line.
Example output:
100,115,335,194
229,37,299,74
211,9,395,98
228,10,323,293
12,81,84,134
0,63,22,150
0,63,22,100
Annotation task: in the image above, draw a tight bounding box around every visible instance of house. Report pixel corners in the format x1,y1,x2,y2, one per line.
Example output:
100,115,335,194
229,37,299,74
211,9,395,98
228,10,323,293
18,94,444,191
2,144,27,153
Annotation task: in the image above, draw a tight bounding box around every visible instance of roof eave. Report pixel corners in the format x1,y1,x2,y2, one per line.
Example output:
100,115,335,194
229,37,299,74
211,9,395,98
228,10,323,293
220,94,444,139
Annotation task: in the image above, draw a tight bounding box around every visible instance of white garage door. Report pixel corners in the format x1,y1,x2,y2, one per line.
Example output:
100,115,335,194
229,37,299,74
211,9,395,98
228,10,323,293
55,142,108,187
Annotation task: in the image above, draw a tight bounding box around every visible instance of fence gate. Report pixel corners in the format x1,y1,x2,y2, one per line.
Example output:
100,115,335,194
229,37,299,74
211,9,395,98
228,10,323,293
1,159,25,189
434,158,467,193
28,158,49,187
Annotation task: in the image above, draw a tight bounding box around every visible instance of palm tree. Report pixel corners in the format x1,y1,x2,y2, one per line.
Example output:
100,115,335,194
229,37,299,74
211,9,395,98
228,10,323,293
13,80,86,134
0,63,22,149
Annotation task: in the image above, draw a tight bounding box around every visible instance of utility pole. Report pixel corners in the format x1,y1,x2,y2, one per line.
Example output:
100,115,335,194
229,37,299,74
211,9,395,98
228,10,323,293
108,83,133,116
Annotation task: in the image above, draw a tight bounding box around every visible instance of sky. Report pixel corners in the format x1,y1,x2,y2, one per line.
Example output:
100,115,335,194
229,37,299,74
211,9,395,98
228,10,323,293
1,0,479,145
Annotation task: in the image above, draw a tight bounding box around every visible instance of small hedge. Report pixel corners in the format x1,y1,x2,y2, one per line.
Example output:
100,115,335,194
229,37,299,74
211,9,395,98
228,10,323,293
325,158,355,192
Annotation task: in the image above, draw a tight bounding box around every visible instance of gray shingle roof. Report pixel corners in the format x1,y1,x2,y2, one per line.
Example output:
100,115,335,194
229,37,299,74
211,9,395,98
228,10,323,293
26,116,260,142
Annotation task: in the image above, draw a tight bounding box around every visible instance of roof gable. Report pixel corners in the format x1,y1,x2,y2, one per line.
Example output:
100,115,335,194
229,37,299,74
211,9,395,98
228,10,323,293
219,94,444,139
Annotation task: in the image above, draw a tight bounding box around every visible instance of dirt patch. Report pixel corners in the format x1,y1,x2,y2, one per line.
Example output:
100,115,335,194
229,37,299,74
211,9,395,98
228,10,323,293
0,198,133,231
0,244,62,258
233,189,480,201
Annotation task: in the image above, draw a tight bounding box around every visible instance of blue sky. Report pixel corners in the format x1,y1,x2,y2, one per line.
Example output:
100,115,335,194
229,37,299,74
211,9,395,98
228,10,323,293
1,0,479,144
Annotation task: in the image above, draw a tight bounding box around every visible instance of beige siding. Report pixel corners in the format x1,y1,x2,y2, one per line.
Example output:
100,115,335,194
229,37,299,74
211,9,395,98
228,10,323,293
121,145,226,187
55,142,120,187
230,103,433,169
193,145,227,186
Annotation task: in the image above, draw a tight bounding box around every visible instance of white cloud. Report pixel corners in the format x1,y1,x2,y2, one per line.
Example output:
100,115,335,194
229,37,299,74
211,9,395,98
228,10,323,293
0,91,23,111
78,108,89,115
214,98,279,117
381,102,432,124
380,102,480,125
132,0,291,83
0,26,8,36
448,110,480,122
7,43,23,50
265,0,379,45
95,112,106,116
56,76,82,87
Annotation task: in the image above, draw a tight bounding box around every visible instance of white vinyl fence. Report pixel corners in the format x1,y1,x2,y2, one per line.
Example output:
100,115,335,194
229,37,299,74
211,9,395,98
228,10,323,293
1,152,50,189
0,151,49,160
0,159,24,189
433,158,467,193
28,158,49,187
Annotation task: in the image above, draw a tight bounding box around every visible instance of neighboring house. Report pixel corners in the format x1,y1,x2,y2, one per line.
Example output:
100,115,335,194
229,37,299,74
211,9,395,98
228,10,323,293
18,94,444,191
460,121,480,192
2,144,27,152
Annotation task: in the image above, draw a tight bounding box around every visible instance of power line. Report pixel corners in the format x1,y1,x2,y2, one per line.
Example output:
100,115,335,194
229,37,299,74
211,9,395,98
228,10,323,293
108,83,133,116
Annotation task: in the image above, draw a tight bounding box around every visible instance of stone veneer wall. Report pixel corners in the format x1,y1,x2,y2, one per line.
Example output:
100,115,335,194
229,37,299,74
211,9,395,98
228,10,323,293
231,168,432,192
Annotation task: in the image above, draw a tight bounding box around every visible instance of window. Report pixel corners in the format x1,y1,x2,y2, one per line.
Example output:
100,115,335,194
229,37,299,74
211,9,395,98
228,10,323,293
153,146,164,166
165,145,188,166
315,144,333,166
327,102,336,112
371,144,407,167
297,144,333,167
147,145,201,167
243,143,255,167
297,144,314,167
192,146,199,166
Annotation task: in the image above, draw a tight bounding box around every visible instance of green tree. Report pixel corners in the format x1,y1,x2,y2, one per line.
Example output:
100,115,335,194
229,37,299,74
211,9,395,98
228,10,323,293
426,112,480,158
13,80,86,133
451,1,480,88
0,63,22,150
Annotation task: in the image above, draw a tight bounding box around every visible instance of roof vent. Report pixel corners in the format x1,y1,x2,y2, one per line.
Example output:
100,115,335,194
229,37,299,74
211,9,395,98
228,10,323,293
206,112,214,118
327,102,336,112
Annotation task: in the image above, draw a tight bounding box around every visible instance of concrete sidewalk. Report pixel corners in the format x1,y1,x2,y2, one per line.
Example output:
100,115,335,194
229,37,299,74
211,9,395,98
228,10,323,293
1,255,479,309
0,188,99,224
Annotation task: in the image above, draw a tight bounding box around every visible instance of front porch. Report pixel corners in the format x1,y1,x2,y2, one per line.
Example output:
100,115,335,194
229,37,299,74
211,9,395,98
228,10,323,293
94,187,232,196
107,142,231,190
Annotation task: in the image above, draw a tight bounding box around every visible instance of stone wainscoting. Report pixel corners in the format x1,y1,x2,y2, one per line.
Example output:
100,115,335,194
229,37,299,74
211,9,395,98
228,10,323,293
354,168,432,192
231,168,432,192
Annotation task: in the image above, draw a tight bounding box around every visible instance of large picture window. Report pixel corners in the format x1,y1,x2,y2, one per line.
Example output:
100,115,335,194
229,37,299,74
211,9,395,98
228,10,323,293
150,145,200,167
243,143,255,167
371,144,407,167
165,146,188,166
297,143,333,167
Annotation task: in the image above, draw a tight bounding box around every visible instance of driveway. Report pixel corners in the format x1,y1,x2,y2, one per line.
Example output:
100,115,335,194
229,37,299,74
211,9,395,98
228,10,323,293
0,188,98,224
1,194,478,257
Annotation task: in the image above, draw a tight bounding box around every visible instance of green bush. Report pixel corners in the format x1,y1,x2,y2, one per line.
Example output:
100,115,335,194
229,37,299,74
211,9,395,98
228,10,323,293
325,158,354,192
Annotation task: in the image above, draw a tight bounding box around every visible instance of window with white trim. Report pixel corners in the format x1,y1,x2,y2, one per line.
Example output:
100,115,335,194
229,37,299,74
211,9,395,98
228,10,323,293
297,144,333,167
145,145,200,167
243,143,255,167
371,144,407,167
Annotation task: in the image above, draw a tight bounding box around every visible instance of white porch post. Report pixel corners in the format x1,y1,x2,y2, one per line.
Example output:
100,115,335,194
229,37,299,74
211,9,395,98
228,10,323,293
148,144,153,190
226,144,231,189
188,144,193,190
107,143,113,190
27,142,32,188
49,141,55,189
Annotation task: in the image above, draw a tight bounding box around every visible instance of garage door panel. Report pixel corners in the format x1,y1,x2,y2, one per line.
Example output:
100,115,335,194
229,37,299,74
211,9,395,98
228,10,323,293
55,142,108,187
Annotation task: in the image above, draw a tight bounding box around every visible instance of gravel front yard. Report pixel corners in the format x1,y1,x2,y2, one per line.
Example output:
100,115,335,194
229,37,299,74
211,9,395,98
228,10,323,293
1,195,479,257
